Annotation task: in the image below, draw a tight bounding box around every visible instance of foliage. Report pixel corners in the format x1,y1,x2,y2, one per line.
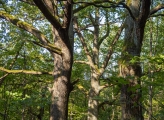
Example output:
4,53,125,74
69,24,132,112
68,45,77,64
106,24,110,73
0,0,164,120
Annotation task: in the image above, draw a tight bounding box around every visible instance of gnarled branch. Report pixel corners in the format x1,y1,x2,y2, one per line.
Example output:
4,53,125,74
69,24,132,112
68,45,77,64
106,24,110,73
0,11,61,55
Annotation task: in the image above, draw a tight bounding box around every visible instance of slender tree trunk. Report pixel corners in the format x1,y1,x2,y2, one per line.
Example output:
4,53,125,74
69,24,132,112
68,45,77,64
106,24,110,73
87,8,100,120
148,85,153,120
148,19,153,120
88,72,100,120
120,0,151,119
111,86,115,120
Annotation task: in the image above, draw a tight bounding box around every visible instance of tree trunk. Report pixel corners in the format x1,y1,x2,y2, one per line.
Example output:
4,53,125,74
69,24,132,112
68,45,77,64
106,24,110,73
120,16,143,120
120,0,151,119
87,8,100,120
148,19,153,120
32,1,74,120
50,27,73,120
29,0,74,119
88,72,100,120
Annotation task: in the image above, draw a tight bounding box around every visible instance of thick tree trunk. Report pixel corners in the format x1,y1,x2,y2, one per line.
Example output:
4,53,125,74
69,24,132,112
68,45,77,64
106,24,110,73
120,63,143,120
32,1,74,119
120,18,143,120
120,0,150,119
50,28,73,120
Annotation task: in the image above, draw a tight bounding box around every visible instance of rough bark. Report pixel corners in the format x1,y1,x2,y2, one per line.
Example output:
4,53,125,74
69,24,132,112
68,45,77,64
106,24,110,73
50,27,73,120
120,0,151,119
33,1,74,120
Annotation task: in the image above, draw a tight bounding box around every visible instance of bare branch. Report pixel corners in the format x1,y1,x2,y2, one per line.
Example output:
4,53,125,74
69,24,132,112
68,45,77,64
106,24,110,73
0,67,53,75
73,1,108,13
73,1,136,20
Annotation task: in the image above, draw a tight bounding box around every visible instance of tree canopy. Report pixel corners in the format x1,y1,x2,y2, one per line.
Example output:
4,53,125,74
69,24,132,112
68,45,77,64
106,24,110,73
0,0,164,120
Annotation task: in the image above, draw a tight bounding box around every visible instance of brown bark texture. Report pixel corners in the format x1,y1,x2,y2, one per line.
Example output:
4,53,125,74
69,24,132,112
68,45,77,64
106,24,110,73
120,0,151,120
33,0,74,120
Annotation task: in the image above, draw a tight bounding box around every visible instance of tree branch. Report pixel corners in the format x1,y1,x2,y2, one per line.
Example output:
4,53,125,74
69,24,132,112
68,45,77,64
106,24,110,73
31,41,62,55
74,18,95,69
98,99,116,110
33,0,62,30
0,67,53,75
98,24,109,46
19,0,35,6
74,60,91,66
99,83,114,91
0,74,9,85
98,12,110,46
70,78,80,92
150,4,164,16
150,13,164,17
142,68,162,76
73,1,136,20
99,22,124,74
73,1,107,14
73,0,124,13
0,42,23,85
0,11,61,55
120,2,136,20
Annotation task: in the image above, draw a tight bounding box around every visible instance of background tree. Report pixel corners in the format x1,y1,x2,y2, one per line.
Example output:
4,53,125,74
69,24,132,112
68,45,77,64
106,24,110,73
73,3,124,119
119,0,164,119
